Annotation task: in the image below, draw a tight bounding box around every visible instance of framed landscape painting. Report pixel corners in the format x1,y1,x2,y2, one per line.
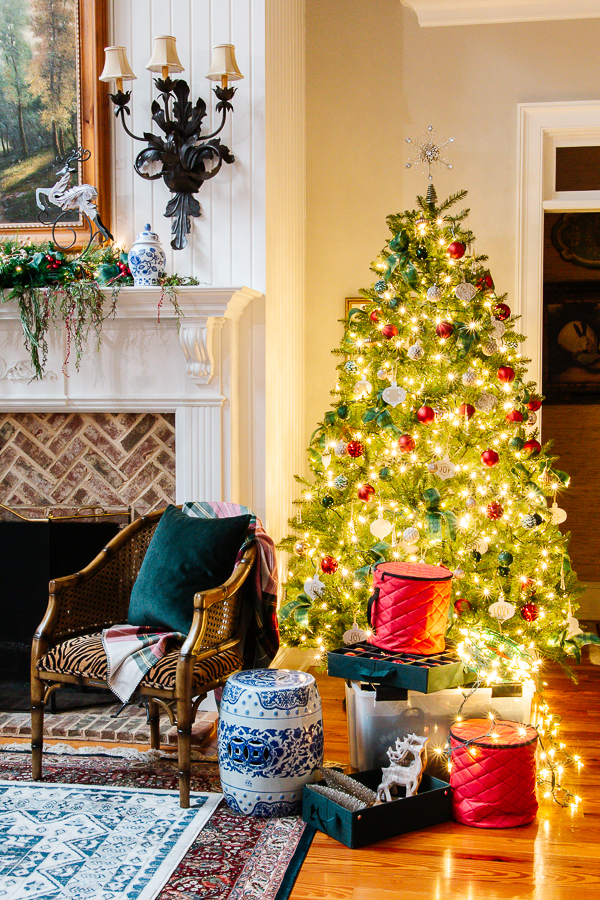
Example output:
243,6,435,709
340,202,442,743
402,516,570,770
0,0,109,244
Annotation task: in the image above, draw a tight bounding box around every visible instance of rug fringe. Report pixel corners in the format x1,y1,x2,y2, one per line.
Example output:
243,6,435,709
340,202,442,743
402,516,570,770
0,742,218,763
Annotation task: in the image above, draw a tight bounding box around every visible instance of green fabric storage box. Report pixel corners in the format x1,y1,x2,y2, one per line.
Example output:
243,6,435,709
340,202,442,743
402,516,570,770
302,770,452,848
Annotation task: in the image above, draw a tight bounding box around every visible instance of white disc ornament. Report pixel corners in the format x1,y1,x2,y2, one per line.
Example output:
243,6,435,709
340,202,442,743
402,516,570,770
408,342,424,360
462,368,478,387
304,576,326,600
466,497,477,510
481,339,498,356
321,453,331,469
550,500,567,525
370,518,394,540
343,621,368,645
426,285,442,302
453,567,465,579
334,440,348,457
402,526,420,545
474,392,498,413
435,454,457,481
488,599,516,623
382,382,407,407
472,538,489,554
455,282,477,302
490,319,506,340
353,379,372,399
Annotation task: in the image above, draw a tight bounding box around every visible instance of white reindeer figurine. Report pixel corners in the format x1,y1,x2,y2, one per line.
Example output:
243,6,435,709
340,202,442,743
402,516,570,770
36,148,112,241
376,733,429,803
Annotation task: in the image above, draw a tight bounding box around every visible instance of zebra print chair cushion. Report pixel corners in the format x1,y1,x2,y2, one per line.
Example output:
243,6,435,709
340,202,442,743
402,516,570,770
37,632,243,692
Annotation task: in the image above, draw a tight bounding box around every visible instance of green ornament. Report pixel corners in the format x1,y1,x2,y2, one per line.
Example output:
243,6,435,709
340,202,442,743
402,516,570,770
498,551,513,566
388,297,400,309
472,550,482,562
321,495,334,508
337,404,348,419
498,566,510,577
379,466,393,481
509,436,525,451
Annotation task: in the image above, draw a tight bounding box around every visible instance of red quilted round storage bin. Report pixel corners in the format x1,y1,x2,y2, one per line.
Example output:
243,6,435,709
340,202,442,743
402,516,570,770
366,561,453,654
450,718,538,828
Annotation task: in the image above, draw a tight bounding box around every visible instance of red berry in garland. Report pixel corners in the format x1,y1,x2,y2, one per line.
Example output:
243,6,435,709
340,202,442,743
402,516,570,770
435,321,454,338
458,403,475,419
416,405,435,424
347,441,364,458
320,556,339,574
481,449,499,467
486,501,504,520
521,601,539,622
454,598,472,616
447,240,466,259
493,303,511,321
381,324,398,339
527,398,542,411
505,410,524,423
523,439,541,455
357,483,375,502
497,366,515,383
398,434,416,453
370,309,381,323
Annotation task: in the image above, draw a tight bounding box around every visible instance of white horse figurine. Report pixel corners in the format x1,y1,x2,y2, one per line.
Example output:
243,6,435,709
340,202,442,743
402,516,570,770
376,733,429,802
36,148,112,241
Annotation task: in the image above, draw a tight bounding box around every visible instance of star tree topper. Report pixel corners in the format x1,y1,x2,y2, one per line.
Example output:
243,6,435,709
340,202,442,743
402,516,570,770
406,124,454,182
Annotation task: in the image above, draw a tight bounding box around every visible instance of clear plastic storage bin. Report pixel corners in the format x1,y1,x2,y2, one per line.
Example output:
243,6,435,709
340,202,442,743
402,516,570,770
345,679,536,772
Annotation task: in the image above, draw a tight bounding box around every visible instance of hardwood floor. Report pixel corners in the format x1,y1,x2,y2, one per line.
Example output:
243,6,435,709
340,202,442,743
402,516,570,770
292,658,600,900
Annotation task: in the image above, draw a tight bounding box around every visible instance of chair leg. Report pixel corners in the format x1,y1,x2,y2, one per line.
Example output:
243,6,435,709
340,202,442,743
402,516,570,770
31,674,45,780
147,699,160,750
176,699,192,808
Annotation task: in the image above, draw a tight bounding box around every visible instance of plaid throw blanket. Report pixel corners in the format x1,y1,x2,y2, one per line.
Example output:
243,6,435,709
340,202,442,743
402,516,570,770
103,503,279,702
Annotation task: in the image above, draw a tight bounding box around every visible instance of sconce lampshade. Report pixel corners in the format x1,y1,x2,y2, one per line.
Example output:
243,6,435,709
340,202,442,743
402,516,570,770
206,44,243,82
146,35,184,73
99,46,137,83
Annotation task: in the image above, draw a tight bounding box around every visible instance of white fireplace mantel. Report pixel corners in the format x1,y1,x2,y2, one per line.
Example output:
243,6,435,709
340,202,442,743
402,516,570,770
0,284,264,508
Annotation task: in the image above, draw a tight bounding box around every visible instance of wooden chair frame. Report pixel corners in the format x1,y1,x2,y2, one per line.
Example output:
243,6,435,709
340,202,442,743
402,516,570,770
31,507,257,807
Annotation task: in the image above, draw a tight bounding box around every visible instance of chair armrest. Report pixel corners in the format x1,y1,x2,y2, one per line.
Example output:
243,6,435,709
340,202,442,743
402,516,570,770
33,509,165,656
180,542,258,657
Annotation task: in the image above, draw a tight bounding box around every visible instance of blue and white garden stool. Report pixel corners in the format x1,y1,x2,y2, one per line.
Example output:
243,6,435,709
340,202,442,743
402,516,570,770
218,669,324,816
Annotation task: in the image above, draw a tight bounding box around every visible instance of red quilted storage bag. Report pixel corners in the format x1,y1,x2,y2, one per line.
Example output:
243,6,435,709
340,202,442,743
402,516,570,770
366,561,453,654
450,718,538,828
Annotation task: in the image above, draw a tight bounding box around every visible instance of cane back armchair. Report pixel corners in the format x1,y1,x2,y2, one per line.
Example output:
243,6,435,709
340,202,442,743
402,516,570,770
31,506,257,807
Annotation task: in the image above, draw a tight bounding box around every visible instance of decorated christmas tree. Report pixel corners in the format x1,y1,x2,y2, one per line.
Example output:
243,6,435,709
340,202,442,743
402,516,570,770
279,131,598,682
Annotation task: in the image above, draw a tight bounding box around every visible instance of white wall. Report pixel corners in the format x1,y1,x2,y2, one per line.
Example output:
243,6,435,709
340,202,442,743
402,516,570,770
305,0,600,444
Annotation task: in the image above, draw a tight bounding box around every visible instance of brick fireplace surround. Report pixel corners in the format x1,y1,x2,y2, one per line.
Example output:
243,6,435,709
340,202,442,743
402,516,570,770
0,286,263,516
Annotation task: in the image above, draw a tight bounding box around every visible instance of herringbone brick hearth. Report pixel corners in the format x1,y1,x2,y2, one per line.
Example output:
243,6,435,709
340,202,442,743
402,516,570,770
0,413,175,518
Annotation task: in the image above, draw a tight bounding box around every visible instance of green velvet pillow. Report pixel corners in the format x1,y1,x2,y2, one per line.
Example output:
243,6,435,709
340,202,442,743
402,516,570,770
127,505,251,635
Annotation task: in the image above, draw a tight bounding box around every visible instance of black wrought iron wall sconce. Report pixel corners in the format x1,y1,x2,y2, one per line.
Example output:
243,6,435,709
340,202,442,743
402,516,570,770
100,36,242,250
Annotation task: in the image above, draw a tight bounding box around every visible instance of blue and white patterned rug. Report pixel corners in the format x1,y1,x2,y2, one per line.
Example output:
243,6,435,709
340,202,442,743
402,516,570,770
0,780,222,900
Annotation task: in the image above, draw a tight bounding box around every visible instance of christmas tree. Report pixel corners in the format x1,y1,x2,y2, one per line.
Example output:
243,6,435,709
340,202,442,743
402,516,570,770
279,173,598,679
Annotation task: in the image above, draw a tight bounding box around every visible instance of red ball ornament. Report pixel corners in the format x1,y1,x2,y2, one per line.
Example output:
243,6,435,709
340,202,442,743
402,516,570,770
454,598,472,616
458,403,475,419
520,577,535,592
357,483,375,502
476,273,495,292
523,439,541,455
497,366,515,384
416,405,436,424
347,440,364,458
486,501,504,520
481,449,499,467
436,321,454,338
398,434,416,453
493,303,511,321
448,240,466,259
381,324,398,339
505,410,524,423
527,398,542,411
521,601,539,622
370,309,380,322
320,555,339,574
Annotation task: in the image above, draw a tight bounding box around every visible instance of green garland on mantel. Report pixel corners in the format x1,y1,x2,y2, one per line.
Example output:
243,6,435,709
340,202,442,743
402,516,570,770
0,239,199,380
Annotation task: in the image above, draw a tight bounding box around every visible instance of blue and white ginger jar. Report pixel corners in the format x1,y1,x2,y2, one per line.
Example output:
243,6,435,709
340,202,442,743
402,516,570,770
218,669,324,817
127,224,166,286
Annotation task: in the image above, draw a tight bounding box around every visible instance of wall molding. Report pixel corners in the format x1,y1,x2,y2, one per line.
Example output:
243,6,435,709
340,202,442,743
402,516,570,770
401,1,600,26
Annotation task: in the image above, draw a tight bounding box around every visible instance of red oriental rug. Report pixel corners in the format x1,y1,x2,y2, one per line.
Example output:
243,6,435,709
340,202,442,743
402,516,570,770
0,747,314,900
